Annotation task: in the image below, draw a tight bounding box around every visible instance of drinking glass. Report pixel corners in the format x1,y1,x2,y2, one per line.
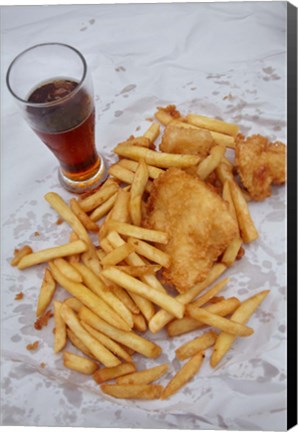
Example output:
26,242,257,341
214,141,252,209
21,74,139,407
6,42,105,193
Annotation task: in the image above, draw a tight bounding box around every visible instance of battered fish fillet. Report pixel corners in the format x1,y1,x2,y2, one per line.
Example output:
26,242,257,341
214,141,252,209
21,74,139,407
235,134,286,201
144,168,238,293
160,123,215,157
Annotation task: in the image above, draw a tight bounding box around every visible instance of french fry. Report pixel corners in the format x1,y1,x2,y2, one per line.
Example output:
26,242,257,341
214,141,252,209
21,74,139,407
60,303,121,367
126,136,152,148
53,301,67,353
81,250,102,277
186,305,254,337
229,180,259,243
175,330,217,360
81,322,132,363
96,248,107,261
129,160,149,226
69,198,99,232
106,220,168,244
215,161,234,185
101,242,135,267
197,145,226,180
53,258,83,283
49,262,131,331
67,328,95,359
143,122,161,143
127,238,171,268
149,263,226,333
63,297,83,313
101,384,163,400
67,232,81,264
132,313,147,332
10,245,33,266
118,159,164,180
109,188,131,223
101,267,185,319
221,238,243,267
116,363,169,385
78,182,119,213
210,290,270,367
100,237,114,253
108,164,152,194
114,264,161,277
161,352,204,399
63,351,99,375
18,240,88,270
186,114,240,137
191,278,229,308
167,297,241,337
36,268,56,317
72,262,134,329
109,284,140,314
79,306,162,358
89,193,118,222
154,108,174,125
93,363,136,384
114,144,201,169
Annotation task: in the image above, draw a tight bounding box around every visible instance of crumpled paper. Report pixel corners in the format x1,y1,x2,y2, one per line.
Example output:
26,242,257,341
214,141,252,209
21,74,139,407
1,2,287,429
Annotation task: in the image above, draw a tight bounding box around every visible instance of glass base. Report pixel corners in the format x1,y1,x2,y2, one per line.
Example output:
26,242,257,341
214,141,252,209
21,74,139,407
58,154,106,194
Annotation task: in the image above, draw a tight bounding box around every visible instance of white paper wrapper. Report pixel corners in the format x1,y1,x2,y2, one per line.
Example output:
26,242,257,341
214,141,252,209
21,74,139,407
1,3,287,429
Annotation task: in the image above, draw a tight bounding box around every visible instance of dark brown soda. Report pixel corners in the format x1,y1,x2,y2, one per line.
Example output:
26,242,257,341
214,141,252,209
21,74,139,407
27,79,100,181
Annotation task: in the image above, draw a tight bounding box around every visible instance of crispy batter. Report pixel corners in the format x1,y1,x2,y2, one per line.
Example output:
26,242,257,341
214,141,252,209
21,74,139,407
158,104,181,119
144,168,238,293
160,123,215,157
15,292,24,301
235,134,286,201
34,310,53,330
26,341,39,351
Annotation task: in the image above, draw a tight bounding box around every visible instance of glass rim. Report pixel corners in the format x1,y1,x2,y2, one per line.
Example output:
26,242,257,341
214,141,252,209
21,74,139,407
6,42,88,108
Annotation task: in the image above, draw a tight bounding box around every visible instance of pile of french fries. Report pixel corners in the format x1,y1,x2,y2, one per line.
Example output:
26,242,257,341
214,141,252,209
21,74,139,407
10,106,270,400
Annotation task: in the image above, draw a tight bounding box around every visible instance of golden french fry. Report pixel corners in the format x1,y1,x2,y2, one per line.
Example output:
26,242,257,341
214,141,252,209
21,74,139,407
210,290,270,367
197,145,226,180
149,263,226,333
114,264,161,277
49,262,131,332
63,297,83,313
132,313,147,332
101,243,135,267
67,328,95,359
110,285,140,314
18,240,88,270
106,220,168,244
96,248,106,261
229,180,259,243
161,352,204,399
99,189,131,240
10,245,33,266
216,161,234,185
118,159,164,180
143,123,161,143
186,114,240,137
79,182,119,213
129,160,149,226
116,363,169,385
125,136,152,148
167,297,241,337
222,181,239,226
81,250,102,276
79,306,162,358
186,305,254,337
63,351,99,375
127,238,171,268
67,232,81,264
108,164,152,193
89,193,118,222
154,109,174,125
60,303,120,367
81,322,132,363
101,384,163,400
69,198,99,232
53,258,83,283
72,262,134,329
191,278,229,308
53,301,67,353
221,238,243,267
93,362,136,384
36,268,56,317
101,267,185,319
176,330,217,360
114,144,201,169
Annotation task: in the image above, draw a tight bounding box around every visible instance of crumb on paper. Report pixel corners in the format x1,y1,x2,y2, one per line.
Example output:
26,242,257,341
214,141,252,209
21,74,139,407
56,217,63,225
40,362,46,368
34,310,53,330
15,292,24,301
135,126,141,131
146,117,153,122
53,327,56,334
26,341,39,351
34,231,40,237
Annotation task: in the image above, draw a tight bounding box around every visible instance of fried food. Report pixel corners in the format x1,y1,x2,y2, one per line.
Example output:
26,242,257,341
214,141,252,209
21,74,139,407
144,168,238,293
235,134,286,201
160,123,215,157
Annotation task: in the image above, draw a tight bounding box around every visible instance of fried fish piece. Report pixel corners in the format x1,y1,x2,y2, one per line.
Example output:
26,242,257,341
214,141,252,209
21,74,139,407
235,134,286,201
144,168,238,293
160,123,215,157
